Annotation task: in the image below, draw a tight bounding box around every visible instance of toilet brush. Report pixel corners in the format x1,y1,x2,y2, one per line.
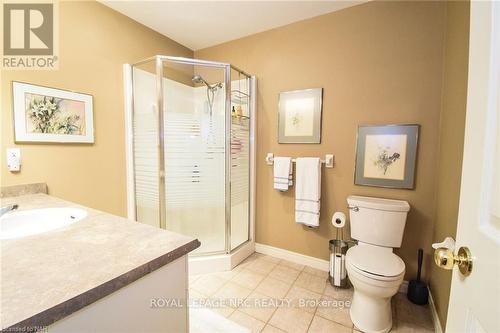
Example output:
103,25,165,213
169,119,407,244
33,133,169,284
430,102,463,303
407,248,429,305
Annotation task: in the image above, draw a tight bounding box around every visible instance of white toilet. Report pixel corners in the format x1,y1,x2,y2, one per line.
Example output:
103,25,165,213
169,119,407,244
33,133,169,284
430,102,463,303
346,195,410,333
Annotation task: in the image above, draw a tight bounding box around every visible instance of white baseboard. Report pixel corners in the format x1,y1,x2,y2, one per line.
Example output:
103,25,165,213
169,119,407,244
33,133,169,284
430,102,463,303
255,243,330,271
428,289,444,333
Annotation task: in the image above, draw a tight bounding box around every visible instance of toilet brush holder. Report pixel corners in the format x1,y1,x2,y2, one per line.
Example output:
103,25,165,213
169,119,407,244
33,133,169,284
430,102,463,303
329,239,349,288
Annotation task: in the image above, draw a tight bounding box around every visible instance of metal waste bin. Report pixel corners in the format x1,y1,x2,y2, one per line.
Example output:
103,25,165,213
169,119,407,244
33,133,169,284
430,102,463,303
329,239,349,288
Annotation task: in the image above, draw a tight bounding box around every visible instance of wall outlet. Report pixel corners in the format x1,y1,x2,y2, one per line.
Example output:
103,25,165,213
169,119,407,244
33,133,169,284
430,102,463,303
6,148,21,172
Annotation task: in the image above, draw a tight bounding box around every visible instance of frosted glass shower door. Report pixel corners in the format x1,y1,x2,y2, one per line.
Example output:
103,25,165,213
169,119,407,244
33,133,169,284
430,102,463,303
230,68,251,250
163,62,226,254
132,65,160,228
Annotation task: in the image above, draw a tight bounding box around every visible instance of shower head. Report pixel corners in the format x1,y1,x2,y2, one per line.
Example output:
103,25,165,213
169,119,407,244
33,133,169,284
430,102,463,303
192,74,222,90
192,73,222,116
192,74,210,87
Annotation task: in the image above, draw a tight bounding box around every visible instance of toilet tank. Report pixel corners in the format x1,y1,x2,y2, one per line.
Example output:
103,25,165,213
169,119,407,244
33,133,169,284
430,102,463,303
347,195,410,248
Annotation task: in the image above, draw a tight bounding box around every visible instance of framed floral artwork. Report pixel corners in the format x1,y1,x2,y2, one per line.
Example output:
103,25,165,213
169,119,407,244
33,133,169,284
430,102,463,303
12,81,94,143
354,124,419,189
278,88,323,143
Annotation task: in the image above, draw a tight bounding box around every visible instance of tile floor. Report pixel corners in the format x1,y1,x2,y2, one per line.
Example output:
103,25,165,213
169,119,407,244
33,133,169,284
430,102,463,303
189,253,434,333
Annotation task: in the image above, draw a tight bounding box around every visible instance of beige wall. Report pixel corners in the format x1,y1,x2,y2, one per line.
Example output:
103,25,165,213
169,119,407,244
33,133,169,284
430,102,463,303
429,1,470,329
196,1,447,281
0,1,193,216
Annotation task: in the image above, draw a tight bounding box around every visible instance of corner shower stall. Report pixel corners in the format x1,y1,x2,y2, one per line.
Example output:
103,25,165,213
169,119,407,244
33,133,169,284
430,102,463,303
124,56,256,274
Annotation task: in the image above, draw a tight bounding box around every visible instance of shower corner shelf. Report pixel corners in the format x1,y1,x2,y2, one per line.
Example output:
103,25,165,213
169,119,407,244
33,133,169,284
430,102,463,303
232,89,250,98
232,115,250,120
231,89,250,106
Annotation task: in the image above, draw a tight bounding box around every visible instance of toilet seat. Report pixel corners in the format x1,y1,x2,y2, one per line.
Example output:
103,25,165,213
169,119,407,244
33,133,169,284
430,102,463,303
346,245,405,281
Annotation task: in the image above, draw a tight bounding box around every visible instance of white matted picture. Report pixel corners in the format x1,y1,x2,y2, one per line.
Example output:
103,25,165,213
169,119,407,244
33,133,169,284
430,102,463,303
278,88,322,143
354,125,419,189
12,81,94,143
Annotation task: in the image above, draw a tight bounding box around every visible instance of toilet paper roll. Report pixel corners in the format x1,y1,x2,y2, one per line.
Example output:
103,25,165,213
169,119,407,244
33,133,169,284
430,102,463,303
331,212,346,228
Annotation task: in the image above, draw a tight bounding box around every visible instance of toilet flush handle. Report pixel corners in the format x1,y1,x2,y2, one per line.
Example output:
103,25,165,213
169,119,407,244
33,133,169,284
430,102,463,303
347,205,359,212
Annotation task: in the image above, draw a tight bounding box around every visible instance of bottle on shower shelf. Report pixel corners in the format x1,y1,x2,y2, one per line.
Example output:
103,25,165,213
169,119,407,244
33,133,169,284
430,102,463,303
235,105,243,118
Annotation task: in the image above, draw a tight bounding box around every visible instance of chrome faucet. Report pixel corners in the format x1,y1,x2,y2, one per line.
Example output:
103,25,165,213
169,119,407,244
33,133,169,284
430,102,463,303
0,204,18,218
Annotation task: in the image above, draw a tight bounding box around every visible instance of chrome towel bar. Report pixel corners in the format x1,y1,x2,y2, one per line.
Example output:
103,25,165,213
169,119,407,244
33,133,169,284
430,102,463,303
265,153,334,168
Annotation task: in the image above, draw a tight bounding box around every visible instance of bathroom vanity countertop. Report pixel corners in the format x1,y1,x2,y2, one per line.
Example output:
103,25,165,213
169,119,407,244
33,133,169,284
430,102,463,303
0,193,200,331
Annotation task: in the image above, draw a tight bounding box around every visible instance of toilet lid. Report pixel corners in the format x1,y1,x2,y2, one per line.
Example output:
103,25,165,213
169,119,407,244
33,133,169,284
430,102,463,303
347,246,405,277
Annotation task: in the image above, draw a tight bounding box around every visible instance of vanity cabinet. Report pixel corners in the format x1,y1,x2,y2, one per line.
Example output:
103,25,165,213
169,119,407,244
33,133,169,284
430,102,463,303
48,256,189,333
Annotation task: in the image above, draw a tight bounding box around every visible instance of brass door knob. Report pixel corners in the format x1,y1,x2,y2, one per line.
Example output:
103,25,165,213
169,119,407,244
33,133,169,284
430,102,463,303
434,246,473,276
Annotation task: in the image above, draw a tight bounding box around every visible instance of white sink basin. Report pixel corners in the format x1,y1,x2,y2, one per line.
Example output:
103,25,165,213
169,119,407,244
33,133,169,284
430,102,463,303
0,207,87,240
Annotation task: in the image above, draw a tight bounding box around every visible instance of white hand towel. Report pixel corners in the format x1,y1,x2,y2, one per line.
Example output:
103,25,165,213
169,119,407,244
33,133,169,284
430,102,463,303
295,157,321,227
273,157,293,191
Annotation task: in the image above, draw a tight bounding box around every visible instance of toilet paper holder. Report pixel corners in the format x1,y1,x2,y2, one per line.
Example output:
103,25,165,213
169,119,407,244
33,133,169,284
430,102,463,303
329,239,349,288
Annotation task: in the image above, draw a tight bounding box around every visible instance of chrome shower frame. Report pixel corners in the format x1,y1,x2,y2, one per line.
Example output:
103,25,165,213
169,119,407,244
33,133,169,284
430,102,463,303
124,56,256,259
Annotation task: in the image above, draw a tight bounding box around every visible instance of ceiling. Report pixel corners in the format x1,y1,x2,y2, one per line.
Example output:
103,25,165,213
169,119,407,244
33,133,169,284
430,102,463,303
101,1,365,50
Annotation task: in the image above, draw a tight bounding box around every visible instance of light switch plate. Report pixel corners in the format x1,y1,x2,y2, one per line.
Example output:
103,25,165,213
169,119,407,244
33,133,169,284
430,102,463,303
6,148,21,172
325,154,334,168
266,153,274,165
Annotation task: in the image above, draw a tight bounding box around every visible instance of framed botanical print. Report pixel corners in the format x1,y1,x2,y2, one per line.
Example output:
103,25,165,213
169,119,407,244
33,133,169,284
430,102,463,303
278,88,323,143
354,124,419,189
12,81,94,143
